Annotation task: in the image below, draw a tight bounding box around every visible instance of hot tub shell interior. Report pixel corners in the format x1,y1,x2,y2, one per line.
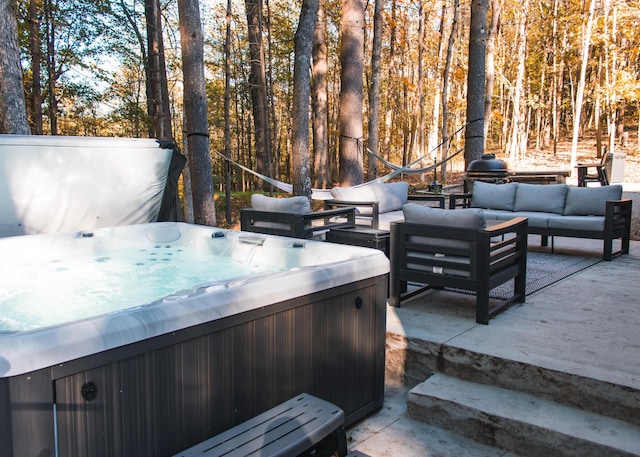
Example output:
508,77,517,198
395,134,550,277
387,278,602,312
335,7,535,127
0,223,389,457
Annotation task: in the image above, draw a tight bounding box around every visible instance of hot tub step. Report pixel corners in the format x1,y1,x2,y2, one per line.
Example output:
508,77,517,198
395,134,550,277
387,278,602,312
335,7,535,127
407,373,640,457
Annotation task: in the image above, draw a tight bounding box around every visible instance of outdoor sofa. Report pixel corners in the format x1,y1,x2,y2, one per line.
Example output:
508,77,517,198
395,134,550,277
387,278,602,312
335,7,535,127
449,181,632,261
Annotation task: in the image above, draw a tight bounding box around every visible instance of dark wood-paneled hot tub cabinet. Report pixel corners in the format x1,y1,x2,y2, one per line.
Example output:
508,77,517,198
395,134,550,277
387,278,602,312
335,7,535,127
2,279,386,457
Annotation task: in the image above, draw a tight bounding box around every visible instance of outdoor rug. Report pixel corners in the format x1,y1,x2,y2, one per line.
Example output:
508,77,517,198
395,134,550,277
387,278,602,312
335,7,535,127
437,250,602,300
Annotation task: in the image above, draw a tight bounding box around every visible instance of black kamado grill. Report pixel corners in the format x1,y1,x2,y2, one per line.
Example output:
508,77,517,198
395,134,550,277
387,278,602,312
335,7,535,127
464,153,510,192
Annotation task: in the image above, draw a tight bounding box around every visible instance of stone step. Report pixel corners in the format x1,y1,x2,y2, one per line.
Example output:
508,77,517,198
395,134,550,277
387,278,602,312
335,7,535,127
407,373,640,457
386,333,640,426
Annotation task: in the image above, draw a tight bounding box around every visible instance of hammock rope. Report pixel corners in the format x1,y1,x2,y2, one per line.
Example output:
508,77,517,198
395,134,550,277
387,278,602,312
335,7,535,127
215,119,478,200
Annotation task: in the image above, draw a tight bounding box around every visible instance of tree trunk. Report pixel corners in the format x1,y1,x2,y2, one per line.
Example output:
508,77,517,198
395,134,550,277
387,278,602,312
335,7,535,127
464,0,488,167
338,0,364,186
483,0,501,148
569,0,596,174
224,0,233,225
0,0,30,134
44,0,58,135
312,2,330,189
428,2,445,170
178,0,216,226
367,0,383,181
291,0,319,200
441,0,459,182
145,0,173,140
507,0,528,164
28,0,43,134
382,0,397,165
245,0,272,191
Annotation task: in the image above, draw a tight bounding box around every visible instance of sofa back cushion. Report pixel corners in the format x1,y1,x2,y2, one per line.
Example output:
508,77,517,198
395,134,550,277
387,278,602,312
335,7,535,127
372,181,409,213
471,181,517,211
514,183,568,214
330,184,378,215
402,205,487,271
564,184,623,216
251,194,311,214
403,204,487,229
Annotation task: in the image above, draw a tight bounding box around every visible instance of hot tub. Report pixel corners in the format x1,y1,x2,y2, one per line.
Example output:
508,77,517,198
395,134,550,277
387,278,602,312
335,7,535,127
0,222,389,457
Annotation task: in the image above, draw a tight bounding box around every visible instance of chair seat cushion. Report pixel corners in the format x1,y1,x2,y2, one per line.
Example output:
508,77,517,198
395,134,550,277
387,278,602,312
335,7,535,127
548,215,605,231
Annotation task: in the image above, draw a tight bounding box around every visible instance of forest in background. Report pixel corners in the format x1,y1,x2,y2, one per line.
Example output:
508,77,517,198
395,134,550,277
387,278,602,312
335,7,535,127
8,0,640,193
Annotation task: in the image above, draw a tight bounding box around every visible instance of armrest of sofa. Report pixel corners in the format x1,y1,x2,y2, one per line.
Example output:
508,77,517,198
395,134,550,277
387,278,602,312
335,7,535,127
448,193,472,209
407,194,446,208
324,199,380,228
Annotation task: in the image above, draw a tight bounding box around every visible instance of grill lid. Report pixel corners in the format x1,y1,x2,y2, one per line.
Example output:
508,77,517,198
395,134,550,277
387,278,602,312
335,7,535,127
467,153,508,172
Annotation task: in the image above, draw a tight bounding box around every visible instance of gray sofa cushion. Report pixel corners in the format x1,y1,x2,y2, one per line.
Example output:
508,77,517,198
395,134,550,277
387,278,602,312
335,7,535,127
372,181,409,213
483,209,551,229
514,183,568,214
563,185,623,216
403,204,487,229
471,181,518,211
251,194,311,214
330,184,378,215
548,215,605,232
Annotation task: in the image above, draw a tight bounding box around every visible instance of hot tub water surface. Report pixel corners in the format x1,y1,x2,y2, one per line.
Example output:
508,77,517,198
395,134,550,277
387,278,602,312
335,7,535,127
0,244,280,332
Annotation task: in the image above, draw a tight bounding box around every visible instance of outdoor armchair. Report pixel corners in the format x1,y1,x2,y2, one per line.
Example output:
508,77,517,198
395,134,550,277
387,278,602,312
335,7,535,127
240,194,356,239
389,204,528,324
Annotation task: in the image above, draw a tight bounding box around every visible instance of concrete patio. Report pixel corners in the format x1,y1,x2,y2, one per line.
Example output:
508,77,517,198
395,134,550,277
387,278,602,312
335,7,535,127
346,236,640,457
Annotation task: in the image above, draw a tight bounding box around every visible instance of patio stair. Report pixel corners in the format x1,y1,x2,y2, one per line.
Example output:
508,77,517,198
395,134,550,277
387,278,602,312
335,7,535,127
401,343,640,457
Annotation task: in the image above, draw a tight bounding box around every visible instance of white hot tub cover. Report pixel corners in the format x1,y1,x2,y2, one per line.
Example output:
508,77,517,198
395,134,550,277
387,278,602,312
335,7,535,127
0,135,182,237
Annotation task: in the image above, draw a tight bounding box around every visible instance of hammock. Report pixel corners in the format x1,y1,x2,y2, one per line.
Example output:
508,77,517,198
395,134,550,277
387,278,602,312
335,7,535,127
214,121,467,202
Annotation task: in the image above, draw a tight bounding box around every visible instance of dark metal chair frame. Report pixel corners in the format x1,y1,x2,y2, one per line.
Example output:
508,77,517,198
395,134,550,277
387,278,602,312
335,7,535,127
240,206,357,239
388,217,529,324
323,194,446,229
576,153,610,187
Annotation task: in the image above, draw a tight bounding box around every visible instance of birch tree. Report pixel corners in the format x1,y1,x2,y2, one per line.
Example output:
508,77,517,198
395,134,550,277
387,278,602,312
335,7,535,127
506,0,529,164
569,0,596,174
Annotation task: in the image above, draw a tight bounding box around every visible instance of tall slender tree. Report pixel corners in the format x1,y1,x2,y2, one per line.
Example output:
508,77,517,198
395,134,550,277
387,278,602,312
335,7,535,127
464,0,489,166
178,0,216,225
0,0,30,134
245,0,272,190
312,1,330,189
145,0,172,140
291,0,320,199
367,0,383,180
338,0,364,185
570,0,597,174
28,0,43,134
